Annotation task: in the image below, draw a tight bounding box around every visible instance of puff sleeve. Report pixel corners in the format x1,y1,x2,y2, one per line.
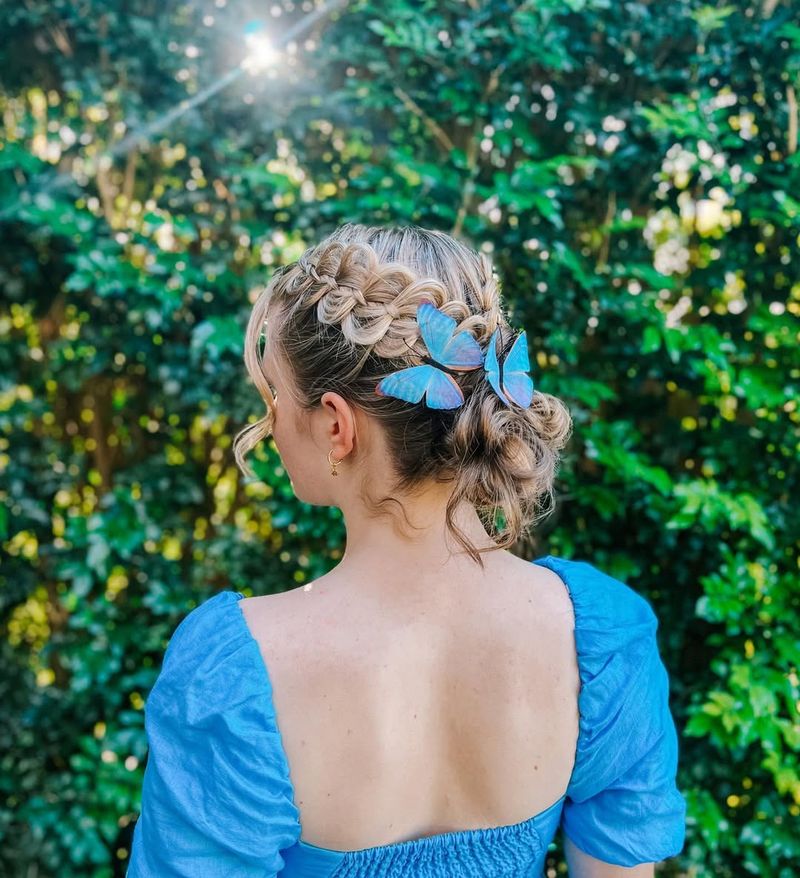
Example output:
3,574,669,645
535,556,687,867
127,591,301,877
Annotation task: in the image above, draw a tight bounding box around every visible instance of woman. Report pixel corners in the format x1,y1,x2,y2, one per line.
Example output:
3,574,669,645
128,223,686,877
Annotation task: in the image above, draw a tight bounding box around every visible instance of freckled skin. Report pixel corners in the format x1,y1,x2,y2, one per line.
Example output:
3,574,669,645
240,555,581,852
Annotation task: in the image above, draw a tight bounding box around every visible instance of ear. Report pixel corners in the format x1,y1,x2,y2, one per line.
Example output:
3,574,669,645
320,391,356,459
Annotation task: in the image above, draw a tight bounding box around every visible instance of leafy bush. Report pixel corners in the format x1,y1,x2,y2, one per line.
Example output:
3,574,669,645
1,1,797,875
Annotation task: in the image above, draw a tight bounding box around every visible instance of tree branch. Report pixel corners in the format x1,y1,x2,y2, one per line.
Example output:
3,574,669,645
452,64,504,237
392,85,455,153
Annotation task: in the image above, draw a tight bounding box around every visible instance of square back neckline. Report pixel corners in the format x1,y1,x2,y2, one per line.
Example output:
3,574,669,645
230,556,575,858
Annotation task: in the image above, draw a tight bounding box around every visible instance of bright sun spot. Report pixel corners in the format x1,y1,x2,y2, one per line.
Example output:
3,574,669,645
242,30,278,73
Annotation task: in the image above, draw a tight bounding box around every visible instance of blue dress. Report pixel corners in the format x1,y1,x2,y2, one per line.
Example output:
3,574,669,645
127,555,687,877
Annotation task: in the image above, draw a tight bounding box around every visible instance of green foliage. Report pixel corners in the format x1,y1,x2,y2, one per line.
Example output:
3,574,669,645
1,0,798,876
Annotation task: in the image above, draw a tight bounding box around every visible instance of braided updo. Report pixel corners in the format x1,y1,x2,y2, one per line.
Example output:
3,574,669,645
233,222,572,568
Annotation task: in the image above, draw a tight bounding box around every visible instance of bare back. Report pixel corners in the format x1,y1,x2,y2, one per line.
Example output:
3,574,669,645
239,553,580,852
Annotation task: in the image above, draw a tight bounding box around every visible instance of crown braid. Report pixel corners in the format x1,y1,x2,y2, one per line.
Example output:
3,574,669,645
292,241,505,362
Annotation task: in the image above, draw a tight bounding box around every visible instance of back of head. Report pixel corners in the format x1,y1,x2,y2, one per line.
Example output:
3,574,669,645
234,222,572,568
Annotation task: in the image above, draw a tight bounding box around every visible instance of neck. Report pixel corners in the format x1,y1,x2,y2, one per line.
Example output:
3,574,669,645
333,485,503,597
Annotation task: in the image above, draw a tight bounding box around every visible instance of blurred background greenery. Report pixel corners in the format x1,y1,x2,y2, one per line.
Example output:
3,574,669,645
1,0,798,875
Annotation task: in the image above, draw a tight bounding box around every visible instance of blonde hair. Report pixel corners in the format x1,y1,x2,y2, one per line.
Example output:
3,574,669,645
233,222,572,568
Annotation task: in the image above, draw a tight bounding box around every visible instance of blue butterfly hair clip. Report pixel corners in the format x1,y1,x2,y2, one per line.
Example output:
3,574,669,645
483,324,535,408
374,302,534,410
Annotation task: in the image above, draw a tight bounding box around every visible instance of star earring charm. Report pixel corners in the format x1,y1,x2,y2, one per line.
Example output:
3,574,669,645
328,449,341,476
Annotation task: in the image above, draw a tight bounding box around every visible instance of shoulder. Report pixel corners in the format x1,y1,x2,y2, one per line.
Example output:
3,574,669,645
143,589,287,770
532,554,659,648
532,553,665,689
163,589,243,654
148,591,245,706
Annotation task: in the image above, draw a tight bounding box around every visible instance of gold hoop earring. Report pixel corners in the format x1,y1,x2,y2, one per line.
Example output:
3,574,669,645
328,449,341,477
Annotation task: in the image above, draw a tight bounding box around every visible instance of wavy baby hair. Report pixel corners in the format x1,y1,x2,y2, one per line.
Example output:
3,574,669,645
233,222,572,568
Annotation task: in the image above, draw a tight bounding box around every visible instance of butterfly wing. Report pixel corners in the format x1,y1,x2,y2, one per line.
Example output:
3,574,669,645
483,328,511,405
375,365,436,404
417,302,457,363
376,364,464,409
417,302,482,370
441,331,484,370
502,371,534,408
503,329,531,374
424,369,465,409
501,330,534,407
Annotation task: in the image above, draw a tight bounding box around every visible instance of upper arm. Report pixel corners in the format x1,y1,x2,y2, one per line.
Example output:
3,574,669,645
539,557,687,869
127,593,301,877
559,606,686,868
564,831,655,878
